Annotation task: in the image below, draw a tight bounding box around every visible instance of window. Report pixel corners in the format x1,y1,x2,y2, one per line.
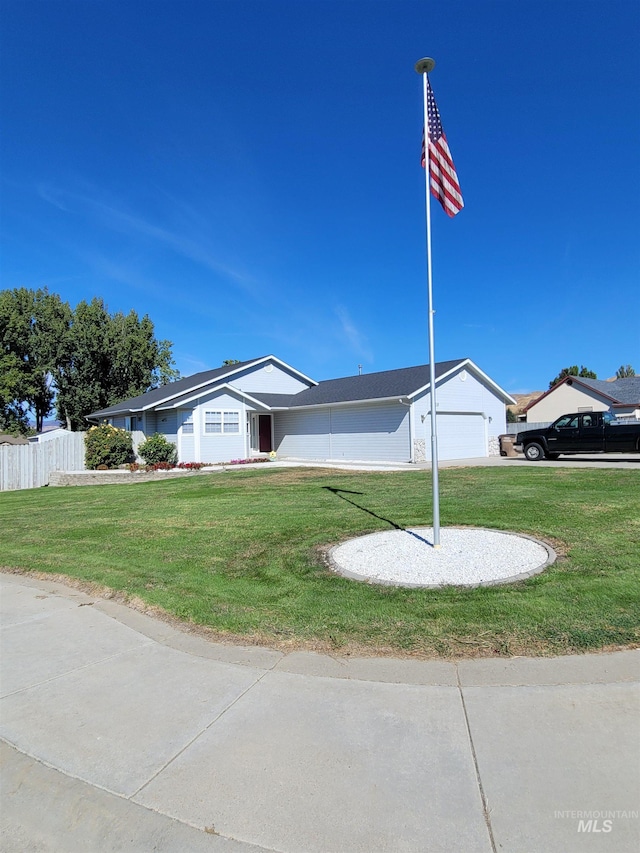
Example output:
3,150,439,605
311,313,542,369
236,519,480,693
555,415,578,429
204,411,240,434
182,414,194,434
223,412,239,434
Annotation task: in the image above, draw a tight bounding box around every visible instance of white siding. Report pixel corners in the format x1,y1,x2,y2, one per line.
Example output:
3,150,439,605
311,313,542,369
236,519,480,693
274,409,331,459
274,403,410,461
329,403,410,461
231,361,312,394
412,367,505,459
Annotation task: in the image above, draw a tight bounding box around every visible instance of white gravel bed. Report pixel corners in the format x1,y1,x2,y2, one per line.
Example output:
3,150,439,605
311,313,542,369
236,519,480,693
329,527,554,587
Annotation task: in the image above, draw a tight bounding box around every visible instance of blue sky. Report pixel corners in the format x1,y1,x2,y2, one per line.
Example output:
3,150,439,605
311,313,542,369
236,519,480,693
2,0,639,394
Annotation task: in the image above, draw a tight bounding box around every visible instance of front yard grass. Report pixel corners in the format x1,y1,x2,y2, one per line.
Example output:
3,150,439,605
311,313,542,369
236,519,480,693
1,466,638,657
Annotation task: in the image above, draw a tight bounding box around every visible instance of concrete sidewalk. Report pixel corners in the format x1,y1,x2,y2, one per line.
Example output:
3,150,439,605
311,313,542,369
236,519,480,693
1,572,638,852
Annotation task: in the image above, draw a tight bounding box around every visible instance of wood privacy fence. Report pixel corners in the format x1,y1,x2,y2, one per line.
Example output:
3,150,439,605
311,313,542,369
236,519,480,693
0,433,86,491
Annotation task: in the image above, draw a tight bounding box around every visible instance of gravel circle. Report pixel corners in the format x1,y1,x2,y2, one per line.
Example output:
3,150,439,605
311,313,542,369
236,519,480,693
328,527,555,588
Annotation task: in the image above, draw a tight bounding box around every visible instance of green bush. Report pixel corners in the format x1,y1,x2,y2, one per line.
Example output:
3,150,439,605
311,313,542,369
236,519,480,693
138,432,178,466
85,424,134,469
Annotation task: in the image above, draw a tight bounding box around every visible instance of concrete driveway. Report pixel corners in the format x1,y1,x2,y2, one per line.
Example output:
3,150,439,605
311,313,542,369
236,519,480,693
1,572,638,852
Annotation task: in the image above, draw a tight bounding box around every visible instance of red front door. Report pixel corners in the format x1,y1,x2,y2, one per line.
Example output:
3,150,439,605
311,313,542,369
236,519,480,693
258,415,272,452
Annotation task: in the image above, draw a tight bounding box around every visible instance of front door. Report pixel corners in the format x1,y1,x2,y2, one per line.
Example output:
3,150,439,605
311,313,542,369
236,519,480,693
258,415,272,453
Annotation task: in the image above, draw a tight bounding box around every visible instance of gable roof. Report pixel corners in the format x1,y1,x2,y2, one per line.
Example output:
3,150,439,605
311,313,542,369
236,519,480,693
86,355,315,419
86,356,515,421
525,375,640,412
253,359,465,408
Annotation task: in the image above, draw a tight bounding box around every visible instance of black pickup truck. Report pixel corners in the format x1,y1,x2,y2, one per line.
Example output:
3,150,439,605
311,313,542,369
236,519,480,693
515,412,640,460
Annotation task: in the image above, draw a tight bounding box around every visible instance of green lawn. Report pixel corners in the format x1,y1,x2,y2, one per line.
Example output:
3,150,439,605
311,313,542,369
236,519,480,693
1,466,638,657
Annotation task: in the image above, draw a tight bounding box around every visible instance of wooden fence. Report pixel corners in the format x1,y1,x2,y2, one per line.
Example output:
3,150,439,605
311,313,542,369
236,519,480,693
0,433,86,491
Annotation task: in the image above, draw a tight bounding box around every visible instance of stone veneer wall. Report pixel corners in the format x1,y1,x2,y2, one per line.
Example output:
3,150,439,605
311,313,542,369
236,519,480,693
48,470,208,487
413,439,426,462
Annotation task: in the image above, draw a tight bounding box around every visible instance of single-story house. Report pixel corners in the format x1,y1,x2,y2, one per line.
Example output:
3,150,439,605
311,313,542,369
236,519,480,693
28,427,70,443
87,355,515,464
0,433,30,446
525,376,640,423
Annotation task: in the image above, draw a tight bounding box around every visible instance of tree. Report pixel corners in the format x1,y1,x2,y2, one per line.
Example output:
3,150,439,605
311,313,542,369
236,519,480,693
1,287,180,432
616,365,635,378
0,288,71,432
548,365,597,390
506,408,518,423
54,299,180,430
222,359,241,365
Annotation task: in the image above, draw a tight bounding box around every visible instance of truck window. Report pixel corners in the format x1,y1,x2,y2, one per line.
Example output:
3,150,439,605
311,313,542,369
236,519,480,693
555,415,579,429
582,414,594,428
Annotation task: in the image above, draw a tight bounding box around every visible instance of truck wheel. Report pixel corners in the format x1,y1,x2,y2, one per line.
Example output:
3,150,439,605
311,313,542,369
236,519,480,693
524,442,545,461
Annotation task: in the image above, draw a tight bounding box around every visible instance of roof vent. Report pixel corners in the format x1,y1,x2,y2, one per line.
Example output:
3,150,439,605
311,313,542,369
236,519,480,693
567,378,573,386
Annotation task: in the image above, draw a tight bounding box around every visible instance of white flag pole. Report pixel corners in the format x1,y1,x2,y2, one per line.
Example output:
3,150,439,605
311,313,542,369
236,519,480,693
415,57,441,548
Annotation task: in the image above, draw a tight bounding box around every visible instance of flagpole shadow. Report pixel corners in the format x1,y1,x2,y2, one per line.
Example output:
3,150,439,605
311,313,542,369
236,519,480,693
322,487,434,548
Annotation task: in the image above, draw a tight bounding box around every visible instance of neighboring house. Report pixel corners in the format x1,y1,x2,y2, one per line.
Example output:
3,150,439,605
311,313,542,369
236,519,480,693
27,427,70,443
86,355,515,464
0,434,29,446
525,376,640,423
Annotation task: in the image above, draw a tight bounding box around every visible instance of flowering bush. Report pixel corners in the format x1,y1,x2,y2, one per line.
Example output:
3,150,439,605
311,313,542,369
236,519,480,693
177,462,206,470
145,461,174,471
138,433,178,466
226,457,270,465
85,424,134,470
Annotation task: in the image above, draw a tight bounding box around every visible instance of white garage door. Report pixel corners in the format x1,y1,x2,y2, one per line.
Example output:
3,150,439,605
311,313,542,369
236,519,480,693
424,413,486,461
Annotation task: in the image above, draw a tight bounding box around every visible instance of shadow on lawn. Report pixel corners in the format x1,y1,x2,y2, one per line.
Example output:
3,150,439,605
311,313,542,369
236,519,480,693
322,486,434,548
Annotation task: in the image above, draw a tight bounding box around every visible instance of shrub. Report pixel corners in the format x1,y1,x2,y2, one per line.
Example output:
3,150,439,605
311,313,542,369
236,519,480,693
138,433,178,466
85,424,134,470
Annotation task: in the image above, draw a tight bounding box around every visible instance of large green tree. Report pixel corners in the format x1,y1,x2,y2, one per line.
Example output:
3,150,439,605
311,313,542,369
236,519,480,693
54,298,180,430
1,288,179,433
548,365,597,390
0,288,71,432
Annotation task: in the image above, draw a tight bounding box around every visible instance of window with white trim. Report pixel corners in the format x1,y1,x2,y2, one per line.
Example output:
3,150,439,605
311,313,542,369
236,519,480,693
204,411,240,434
182,414,194,434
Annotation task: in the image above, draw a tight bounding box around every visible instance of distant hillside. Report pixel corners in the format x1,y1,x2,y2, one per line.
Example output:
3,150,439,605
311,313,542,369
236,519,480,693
508,392,544,418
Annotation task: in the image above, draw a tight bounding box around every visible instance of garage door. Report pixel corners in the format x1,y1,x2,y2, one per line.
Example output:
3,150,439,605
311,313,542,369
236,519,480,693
424,413,486,461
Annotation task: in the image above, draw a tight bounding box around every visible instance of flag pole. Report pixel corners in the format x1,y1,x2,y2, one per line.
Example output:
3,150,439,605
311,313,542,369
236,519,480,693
415,56,441,548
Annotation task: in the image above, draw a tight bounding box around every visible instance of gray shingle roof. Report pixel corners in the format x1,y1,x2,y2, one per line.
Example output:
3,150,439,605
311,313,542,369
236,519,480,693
252,360,467,408
86,356,271,419
575,377,640,405
86,356,489,420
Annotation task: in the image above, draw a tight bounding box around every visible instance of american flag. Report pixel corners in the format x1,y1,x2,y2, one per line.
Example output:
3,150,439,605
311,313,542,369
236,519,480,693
421,77,464,217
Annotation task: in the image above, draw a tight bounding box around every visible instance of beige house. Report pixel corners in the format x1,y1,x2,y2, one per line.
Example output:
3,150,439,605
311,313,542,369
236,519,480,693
525,377,640,423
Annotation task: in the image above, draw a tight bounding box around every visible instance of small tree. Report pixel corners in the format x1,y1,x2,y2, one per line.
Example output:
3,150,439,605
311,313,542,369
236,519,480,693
548,365,597,389
616,365,635,378
85,424,134,469
138,433,178,466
